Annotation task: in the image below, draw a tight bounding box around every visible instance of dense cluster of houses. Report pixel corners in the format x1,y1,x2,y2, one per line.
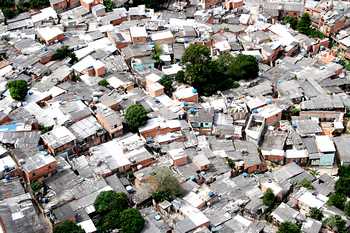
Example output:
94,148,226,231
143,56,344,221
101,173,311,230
1,0,350,232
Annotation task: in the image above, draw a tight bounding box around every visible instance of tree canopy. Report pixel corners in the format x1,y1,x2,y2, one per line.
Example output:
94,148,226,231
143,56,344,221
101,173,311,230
119,208,145,233
94,191,128,214
344,201,350,216
159,75,174,96
323,215,347,233
308,207,323,221
327,193,347,210
103,0,115,11
152,167,183,202
180,44,258,96
7,80,28,101
277,222,301,233
97,209,121,232
262,188,275,208
53,221,84,233
283,16,298,30
53,46,78,65
125,104,148,132
296,13,325,39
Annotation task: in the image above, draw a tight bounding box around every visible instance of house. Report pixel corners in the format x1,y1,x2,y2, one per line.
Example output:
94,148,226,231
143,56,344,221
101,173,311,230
49,0,67,12
151,31,174,44
130,26,148,44
91,4,106,17
169,148,188,167
245,114,265,145
72,56,106,77
80,0,102,11
94,104,123,138
69,116,107,152
193,153,210,171
271,203,301,225
0,193,49,233
333,135,350,166
188,108,214,135
261,130,287,164
37,27,64,44
139,118,182,139
224,0,244,10
173,86,199,103
296,189,326,215
41,126,76,155
89,134,155,174
312,136,336,166
199,0,221,9
21,151,57,181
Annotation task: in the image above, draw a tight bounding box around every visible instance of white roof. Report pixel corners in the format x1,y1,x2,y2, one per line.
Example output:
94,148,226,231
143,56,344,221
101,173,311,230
268,24,297,46
183,192,204,209
174,87,197,99
130,26,147,38
72,55,105,73
180,201,209,227
41,126,76,149
298,191,325,209
78,219,97,233
256,104,282,118
107,76,126,89
0,156,16,172
162,64,183,76
315,136,336,153
285,149,308,159
145,73,162,83
31,7,57,23
340,36,350,47
262,181,283,195
0,65,13,77
151,30,173,41
37,27,63,42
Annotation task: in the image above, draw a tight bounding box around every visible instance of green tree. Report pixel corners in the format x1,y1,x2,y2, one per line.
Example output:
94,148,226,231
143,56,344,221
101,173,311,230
327,193,347,210
228,54,259,80
152,43,163,65
277,222,301,233
262,188,275,208
323,215,347,233
283,16,298,30
344,201,350,216
97,209,121,232
308,207,323,221
152,167,183,202
103,0,115,11
94,191,128,214
53,46,77,64
98,79,109,87
159,75,174,96
175,70,185,83
152,190,172,203
7,80,28,101
31,181,43,193
298,178,313,190
119,208,145,233
180,45,258,96
297,13,312,35
125,104,148,132
182,44,211,65
53,221,84,233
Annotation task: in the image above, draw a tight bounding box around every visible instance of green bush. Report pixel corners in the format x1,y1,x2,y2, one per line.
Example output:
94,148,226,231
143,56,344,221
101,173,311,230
119,208,145,233
98,79,109,87
308,207,323,221
7,80,28,101
53,221,84,233
262,188,275,208
277,222,301,233
125,104,148,132
94,191,128,214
